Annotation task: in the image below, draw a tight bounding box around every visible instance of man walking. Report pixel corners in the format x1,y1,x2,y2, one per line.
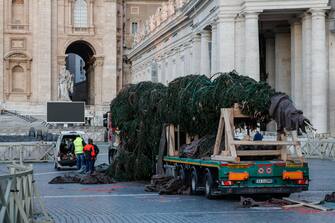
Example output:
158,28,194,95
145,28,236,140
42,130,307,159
73,136,86,172
83,138,99,174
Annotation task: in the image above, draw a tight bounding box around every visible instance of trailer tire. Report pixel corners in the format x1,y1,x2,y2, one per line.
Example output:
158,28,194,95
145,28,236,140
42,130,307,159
205,170,214,199
191,169,200,195
178,166,188,185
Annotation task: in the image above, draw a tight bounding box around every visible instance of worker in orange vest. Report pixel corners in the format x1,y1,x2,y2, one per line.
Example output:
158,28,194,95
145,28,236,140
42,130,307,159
83,138,99,174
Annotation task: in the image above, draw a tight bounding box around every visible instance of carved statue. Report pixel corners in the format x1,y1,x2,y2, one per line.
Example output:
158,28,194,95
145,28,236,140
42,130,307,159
167,0,175,16
155,8,162,26
161,3,168,21
176,0,186,9
149,15,156,31
58,66,74,101
144,20,150,35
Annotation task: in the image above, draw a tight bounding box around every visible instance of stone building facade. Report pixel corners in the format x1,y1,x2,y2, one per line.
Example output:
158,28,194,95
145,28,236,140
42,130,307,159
127,0,335,134
0,0,165,125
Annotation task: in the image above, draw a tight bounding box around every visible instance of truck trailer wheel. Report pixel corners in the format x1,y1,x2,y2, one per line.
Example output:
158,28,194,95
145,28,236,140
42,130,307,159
178,166,188,185
205,171,214,199
108,147,117,164
191,169,200,195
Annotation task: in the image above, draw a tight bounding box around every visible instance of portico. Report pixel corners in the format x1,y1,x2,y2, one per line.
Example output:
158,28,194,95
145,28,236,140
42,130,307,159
127,0,331,133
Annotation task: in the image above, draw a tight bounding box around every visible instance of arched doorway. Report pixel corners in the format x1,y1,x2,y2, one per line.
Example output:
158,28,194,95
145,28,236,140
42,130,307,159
65,40,95,105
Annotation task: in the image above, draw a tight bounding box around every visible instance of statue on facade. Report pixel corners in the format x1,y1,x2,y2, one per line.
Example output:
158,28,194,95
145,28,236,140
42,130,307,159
155,8,162,27
161,3,169,21
167,0,175,16
149,15,156,31
144,20,150,35
176,0,186,9
58,66,74,101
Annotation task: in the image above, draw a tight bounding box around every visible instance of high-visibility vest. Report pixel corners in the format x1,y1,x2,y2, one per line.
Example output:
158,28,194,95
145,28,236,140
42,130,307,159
83,144,96,158
74,137,84,154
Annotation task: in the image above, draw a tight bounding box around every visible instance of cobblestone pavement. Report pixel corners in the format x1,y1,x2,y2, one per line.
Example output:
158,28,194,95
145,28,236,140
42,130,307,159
2,144,335,223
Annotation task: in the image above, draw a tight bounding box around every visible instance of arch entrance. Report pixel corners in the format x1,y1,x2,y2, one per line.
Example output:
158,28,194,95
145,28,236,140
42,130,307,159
65,40,95,105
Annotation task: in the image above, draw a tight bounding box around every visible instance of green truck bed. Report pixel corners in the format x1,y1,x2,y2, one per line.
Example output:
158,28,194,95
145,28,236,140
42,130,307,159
164,156,309,195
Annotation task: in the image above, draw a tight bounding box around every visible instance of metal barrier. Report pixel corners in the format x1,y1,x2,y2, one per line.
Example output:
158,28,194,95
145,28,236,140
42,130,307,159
301,137,335,161
0,164,34,223
0,142,55,163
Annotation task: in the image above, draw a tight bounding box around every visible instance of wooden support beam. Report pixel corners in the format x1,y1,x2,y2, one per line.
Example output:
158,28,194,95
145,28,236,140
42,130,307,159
213,111,225,156
283,198,331,211
223,109,237,158
233,141,298,146
237,150,281,156
211,155,239,162
291,131,304,162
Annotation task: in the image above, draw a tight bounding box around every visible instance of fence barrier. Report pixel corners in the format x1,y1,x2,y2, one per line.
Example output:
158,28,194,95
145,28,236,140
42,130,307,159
0,164,34,223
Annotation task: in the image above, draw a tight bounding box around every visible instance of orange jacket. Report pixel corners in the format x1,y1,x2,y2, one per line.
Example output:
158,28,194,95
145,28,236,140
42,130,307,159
83,144,96,158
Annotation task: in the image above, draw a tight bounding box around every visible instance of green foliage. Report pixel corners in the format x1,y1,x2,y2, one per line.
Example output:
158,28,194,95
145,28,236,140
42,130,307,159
108,71,277,180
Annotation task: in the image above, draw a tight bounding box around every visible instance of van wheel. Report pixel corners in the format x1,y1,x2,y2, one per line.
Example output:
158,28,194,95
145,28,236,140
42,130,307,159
205,171,214,199
54,162,60,170
191,169,199,195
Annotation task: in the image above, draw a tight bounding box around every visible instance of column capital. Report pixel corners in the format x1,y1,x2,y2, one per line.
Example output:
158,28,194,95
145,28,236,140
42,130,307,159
309,8,327,17
217,13,236,23
94,56,104,66
289,19,302,26
211,21,218,30
192,33,201,41
200,29,211,37
301,11,312,21
57,55,67,65
243,11,260,19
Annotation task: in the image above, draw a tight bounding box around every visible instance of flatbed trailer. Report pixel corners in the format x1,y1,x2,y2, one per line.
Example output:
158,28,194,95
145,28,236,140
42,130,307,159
162,107,309,198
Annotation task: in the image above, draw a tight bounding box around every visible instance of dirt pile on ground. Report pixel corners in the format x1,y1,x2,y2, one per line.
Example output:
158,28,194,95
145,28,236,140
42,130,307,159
49,172,115,185
49,174,81,184
49,163,115,184
145,175,190,195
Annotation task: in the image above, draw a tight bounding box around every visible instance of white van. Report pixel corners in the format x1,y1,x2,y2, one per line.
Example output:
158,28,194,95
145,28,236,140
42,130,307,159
54,131,86,170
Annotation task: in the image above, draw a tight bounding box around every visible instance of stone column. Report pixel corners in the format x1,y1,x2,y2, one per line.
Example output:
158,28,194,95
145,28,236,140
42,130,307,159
179,53,186,76
172,54,177,80
217,15,235,73
244,12,260,81
94,57,104,105
184,44,192,75
0,0,4,102
89,0,94,27
265,37,275,88
102,0,117,105
163,59,168,85
235,16,245,75
32,0,52,103
51,0,59,100
56,56,67,100
68,0,73,27
167,54,173,82
211,22,217,74
302,13,312,120
200,30,211,75
311,9,328,133
157,58,162,83
147,66,152,81
275,32,291,95
291,21,303,109
191,34,201,74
